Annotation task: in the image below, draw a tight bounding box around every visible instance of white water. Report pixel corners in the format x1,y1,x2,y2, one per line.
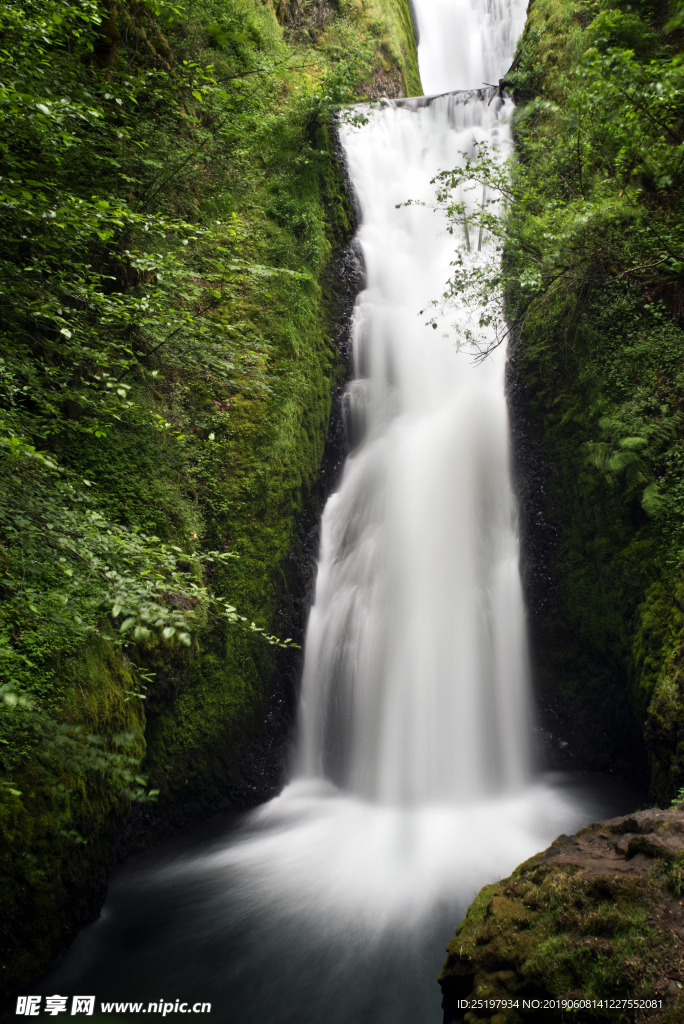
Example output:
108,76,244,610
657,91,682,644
206,0,585,956
415,0,529,94
39,3,636,1021
297,92,528,806
294,0,537,813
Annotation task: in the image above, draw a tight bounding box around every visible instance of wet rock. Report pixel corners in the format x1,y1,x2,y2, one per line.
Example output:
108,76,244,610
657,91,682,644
440,806,684,1023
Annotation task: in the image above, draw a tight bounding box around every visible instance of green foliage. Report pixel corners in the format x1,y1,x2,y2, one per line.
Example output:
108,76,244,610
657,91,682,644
664,854,684,897
0,683,154,804
0,0,420,996
0,0,341,808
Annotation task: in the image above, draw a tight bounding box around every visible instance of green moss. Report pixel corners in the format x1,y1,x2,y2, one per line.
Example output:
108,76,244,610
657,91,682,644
359,0,422,95
442,851,671,1022
0,640,145,994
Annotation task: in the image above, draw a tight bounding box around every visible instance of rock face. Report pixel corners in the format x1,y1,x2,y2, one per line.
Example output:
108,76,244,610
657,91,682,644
439,808,684,1023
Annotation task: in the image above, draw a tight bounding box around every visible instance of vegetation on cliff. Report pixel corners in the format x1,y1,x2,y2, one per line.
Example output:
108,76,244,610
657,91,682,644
0,0,420,996
505,0,684,797
435,0,684,794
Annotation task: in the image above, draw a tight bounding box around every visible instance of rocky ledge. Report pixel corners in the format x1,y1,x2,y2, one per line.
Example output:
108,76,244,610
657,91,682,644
440,808,684,1024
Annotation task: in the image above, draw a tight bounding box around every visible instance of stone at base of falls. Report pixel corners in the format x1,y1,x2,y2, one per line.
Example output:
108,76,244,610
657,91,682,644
439,807,684,1024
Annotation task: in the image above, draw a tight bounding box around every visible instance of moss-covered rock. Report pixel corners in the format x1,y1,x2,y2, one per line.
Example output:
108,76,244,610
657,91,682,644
440,808,684,1023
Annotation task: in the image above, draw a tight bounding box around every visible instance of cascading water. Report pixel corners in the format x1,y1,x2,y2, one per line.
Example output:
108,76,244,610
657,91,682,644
297,91,530,806
415,0,528,95
296,0,535,809
38,1,641,1021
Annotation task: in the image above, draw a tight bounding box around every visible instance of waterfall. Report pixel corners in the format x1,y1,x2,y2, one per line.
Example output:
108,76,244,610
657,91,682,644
297,16,530,806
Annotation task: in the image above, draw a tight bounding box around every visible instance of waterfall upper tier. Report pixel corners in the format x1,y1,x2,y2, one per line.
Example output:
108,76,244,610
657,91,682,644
414,0,528,95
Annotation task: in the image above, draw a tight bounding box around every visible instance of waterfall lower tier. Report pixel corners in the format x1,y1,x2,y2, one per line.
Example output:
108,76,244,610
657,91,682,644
297,92,529,806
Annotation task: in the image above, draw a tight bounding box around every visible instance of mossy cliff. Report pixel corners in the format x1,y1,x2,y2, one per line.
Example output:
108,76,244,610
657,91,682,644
0,0,420,999
440,807,684,1023
500,0,684,796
